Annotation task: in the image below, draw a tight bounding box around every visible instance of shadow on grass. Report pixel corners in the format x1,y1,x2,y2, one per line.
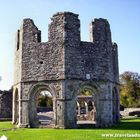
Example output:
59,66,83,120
111,117,140,130
77,117,140,130
111,122,140,130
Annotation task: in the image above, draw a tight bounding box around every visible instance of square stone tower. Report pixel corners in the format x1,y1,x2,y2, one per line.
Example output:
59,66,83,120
13,12,119,128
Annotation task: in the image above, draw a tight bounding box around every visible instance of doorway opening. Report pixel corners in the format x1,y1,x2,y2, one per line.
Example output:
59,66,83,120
29,88,55,128
76,88,96,125
37,90,54,126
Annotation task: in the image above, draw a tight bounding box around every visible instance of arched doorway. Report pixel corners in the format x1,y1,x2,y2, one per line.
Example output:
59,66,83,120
112,87,119,124
28,84,55,128
37,90,53,126
76,86,97,125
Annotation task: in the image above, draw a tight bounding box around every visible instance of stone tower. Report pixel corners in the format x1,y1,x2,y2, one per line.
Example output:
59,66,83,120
13,12,119,128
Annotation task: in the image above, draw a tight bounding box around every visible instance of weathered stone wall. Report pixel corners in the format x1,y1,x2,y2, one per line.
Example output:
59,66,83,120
14,30,22,84
14,18,65,82
112,43,119,83
64,16,119,83
14,12,119,84
120,108,140,117
0,90,12,118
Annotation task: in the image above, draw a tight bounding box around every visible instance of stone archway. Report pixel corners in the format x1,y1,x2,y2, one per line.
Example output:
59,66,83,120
28,83,56,128
76,84,98,125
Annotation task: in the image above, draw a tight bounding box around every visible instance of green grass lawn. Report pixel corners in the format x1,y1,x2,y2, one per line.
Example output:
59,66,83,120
0,118,140,140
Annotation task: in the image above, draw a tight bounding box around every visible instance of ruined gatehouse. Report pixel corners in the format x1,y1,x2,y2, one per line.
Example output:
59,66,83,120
13,12,120,128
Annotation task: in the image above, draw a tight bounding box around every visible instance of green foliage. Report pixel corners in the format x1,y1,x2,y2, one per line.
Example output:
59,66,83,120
37,94,53,108
81,89,92,96
120,71,140,108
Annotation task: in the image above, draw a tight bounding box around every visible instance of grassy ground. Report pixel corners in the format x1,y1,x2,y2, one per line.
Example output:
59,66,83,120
0,118,140,140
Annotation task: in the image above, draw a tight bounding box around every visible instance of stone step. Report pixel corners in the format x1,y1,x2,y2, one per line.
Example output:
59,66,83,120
39,123,55,128
77,123,96,128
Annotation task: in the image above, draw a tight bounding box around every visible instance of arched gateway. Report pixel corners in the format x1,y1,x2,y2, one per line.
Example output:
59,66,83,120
28,83,55,127
13,12,120,128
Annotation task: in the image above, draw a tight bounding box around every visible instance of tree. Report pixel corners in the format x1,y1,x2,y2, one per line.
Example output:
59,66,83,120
37,94,53,108
120,71,140,108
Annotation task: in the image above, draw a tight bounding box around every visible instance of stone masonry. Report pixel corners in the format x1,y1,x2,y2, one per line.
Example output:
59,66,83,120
13,12,120,128
0,90,12,119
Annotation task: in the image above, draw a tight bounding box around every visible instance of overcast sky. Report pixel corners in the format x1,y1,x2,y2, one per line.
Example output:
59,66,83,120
0,0,140,90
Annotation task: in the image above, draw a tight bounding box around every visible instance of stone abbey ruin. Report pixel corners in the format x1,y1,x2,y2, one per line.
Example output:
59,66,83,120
12,12,119,128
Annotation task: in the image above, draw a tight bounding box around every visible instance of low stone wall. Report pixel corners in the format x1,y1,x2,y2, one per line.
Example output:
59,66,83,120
120,108,140,117
0,90,12,118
